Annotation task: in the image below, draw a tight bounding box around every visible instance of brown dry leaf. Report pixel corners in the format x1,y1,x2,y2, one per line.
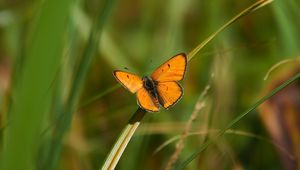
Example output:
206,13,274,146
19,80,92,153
259,62,300,170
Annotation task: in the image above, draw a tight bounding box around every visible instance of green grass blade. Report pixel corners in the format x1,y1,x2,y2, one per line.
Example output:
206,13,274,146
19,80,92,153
187,0,273,61
154,129,294,160
78,84,120,110
72,5,136,71
175,72,300,169
1,0,73,169
271,0,300,56
46,0,118,169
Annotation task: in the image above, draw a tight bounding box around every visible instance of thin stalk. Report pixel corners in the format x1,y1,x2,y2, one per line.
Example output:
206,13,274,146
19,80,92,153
175,72,300,169
101,108,147,170
187,0,273,61
78,84,120,110
264,58,300,80
154,130,294,160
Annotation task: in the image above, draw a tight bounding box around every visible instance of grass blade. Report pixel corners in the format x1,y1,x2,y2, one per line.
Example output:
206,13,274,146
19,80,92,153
101,108,147,170
187,0,273,61
175,72,300,169
271,0,300,56
78,84,120,110
1,0,73,169
46,0,117,169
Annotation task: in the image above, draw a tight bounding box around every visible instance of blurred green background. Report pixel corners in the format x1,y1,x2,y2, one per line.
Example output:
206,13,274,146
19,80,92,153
0,0,299,170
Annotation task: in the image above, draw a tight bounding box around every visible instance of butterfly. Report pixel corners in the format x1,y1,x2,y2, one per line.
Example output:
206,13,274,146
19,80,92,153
113,53,187,112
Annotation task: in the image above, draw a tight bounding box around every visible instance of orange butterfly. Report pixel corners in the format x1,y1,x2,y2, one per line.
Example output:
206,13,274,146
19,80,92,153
113,53,187,112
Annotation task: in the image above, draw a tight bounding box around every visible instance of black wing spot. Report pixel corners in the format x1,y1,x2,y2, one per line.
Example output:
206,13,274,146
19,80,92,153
161,69,164,72
167,64,170,68
126,75,129,79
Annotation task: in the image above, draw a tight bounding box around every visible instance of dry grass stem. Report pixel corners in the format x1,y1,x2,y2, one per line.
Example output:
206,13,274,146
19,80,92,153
155,129,294,163
263,57,300,80
164,85,211,170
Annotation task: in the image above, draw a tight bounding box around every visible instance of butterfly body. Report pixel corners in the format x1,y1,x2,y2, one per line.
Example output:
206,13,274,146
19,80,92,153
142,76,158,99
113,53,187,112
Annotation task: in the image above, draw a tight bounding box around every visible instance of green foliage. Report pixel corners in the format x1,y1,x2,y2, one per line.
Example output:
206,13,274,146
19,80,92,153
0,0,299,170
1,0,73,169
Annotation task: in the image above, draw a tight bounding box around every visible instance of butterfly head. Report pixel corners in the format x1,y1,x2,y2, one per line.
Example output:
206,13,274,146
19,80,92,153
142,76,157,93
140,76,160,111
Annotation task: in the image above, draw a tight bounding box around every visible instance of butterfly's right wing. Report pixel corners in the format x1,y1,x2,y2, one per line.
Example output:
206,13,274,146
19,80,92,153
156,81,183,109
136,88,160,112
113,70,143,93
151,53,187,82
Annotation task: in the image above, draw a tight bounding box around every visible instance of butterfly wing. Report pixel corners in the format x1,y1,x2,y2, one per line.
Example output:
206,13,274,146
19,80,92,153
156,81,183,109
113,70,143,93
151,53,187,82
136,88,160,112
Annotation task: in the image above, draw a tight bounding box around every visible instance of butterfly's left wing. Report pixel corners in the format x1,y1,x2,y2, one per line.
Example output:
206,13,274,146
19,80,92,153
151,53,187,82
113,70,143,93
156,81,183,109
136,88,160,112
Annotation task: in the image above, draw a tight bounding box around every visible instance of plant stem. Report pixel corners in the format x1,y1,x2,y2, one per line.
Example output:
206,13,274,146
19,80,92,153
187,0,273,61
101,108,147,170
176,72,300,169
